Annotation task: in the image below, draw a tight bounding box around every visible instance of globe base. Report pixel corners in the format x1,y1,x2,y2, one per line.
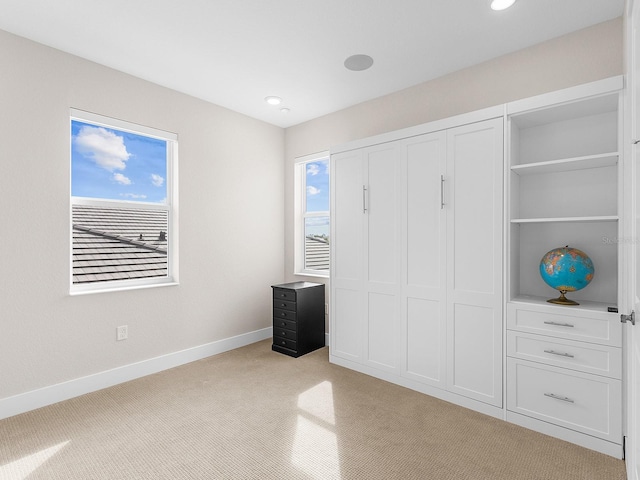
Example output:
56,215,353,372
547,290,579,306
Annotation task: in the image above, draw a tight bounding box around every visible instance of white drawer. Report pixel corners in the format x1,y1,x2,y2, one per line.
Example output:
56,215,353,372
507,331,622,379
507,358,622,442
507,302,621,347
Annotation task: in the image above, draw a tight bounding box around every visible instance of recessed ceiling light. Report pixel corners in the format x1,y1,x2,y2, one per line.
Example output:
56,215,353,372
344,54,374,72
490,0,516,10
280,107,290,114
265,96,282,106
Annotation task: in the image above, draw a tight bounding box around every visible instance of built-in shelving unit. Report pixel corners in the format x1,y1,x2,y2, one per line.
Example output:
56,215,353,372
507,79,621,306
510,216,618,224
510,152,618,176
505,76,624,458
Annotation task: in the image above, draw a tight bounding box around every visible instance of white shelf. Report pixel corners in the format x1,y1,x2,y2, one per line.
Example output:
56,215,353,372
511,152,618,176
510,295,618,315
511,216,618,224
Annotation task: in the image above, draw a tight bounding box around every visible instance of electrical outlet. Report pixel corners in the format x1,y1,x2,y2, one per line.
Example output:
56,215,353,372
116,325,128,341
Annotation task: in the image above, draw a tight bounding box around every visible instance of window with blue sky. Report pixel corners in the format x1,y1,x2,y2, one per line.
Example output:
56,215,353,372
71,120,167,203
296,155,329,275
304,159,330,240
70,111,177,292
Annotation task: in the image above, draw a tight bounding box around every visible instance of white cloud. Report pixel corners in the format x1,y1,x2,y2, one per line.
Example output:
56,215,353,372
113,173,131,185
75,125,131,171
306,216,329,226
307,186,321,196
150,173,164,187
307,164,320,176
121,193,147,199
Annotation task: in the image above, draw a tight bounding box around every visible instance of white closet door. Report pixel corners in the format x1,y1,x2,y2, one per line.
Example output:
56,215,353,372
401,132,447,387
629,1,640,474
446,118,504,407
364,144,401,372
330,149,365,362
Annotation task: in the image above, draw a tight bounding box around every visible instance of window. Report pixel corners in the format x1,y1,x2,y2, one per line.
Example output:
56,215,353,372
70,109,178,294
294,152,329,277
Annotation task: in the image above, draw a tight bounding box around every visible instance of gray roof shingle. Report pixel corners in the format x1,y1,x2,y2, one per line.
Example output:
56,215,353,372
305,236,329,271
72,204,168,284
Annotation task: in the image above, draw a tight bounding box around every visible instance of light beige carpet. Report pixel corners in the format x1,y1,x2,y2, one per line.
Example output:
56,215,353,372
0,340,627,480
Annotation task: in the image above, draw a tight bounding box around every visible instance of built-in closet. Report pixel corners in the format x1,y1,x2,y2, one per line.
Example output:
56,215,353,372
329,76,625,458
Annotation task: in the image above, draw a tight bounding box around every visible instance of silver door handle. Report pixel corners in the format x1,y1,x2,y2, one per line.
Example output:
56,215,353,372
544,349,575,358
440,175,445,209
363,185,368,213
544,393,574,403
544,321,574,328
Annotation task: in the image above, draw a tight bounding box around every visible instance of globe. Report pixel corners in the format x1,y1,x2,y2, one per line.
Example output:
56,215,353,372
539,246,594,305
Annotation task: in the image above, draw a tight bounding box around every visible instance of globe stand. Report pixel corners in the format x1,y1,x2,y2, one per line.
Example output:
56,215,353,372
547,290,579,306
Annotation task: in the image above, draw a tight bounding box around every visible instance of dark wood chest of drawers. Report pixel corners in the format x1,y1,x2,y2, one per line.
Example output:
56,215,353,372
271,282,325,358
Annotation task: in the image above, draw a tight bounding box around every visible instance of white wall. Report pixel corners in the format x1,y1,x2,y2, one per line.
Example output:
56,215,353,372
0,16,625,412
283,18,624,334
0,30,285,404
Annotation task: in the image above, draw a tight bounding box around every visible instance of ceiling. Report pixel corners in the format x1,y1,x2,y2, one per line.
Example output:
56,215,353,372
0,1,625,128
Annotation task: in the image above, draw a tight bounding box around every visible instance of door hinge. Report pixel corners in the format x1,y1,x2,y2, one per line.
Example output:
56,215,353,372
621,311,636,325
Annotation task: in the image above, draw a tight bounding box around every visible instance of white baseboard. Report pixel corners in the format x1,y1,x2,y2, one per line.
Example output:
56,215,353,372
505,411,623,459
0,327,272,421
328,354,504,421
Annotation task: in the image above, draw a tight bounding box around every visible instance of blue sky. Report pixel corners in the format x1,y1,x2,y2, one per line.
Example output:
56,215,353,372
71,120,167,203
306,159,329,212
305,159,329,237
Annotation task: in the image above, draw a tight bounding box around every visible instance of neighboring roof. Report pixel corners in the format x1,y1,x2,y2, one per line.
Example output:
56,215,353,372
72,204,168,284
305,236,329,271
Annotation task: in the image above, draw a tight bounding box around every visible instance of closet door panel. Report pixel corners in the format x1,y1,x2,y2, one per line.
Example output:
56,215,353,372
332,150,363,283
405,136,444,290
450,124,499,295
332,287,363,361
367,292,398,370
330,150,364,362
366,146,398,286
450,303,499,400
406,297,444,383
401,132,447,387
446,118,504,407
364,145,400,372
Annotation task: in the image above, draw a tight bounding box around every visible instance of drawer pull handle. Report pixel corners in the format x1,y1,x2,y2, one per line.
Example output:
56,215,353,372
543,321,574,328
544,393,574,403
281,312,286,316
281,322,287,326
543,349,574,358
280,303,287,307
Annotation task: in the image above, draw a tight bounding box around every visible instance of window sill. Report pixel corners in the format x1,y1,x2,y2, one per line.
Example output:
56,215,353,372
294,271,329,279
70,281,179,296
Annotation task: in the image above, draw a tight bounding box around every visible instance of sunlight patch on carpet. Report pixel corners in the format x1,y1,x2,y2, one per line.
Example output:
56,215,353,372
297,380,335,425
0,441,69,480
293,381,340,479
